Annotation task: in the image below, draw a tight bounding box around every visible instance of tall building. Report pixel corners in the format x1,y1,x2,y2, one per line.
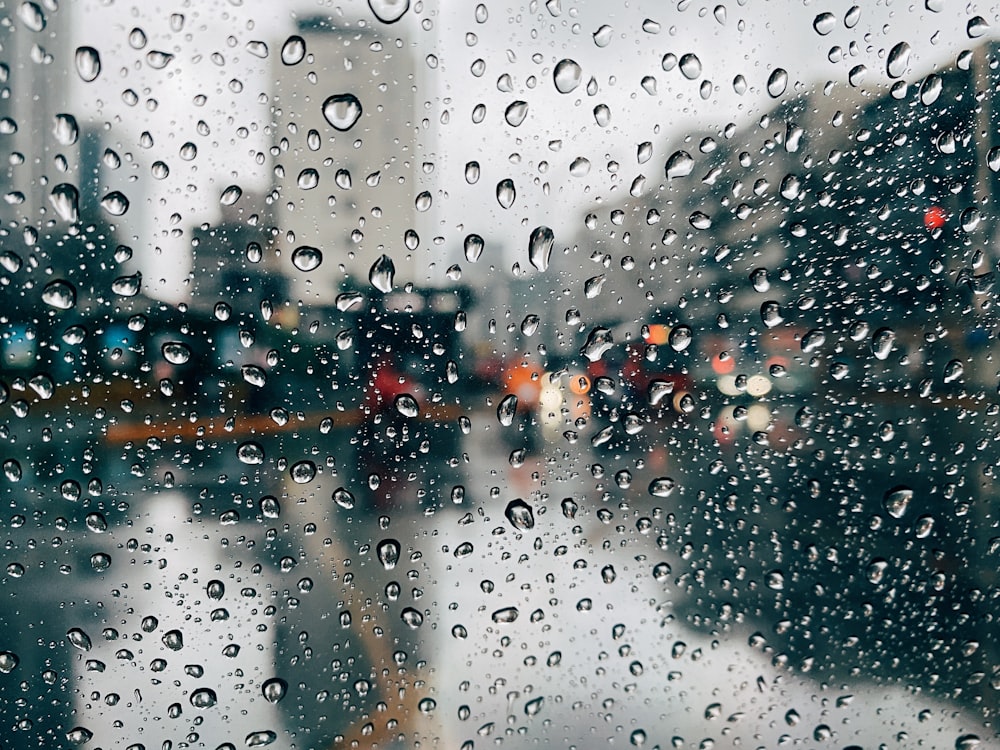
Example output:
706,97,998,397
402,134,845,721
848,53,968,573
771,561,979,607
269,17,419,303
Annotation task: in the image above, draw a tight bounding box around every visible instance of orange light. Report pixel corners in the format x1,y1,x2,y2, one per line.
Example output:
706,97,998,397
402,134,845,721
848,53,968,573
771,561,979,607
712,354,735,374
645,324,669,345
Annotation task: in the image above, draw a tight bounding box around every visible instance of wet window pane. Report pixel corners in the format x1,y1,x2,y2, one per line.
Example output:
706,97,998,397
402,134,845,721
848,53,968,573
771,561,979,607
0,2,997,749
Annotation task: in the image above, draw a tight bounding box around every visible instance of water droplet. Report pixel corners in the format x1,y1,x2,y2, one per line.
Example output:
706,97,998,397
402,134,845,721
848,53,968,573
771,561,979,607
813,12,835,34
553,59,582,93
291,245,322,272
689,211,712,229
497,394,518,426
67,628,92,652
648,477,675,497
18,1,46,31
465,161,480,183
394,394,419,417
580,326,613,362
505,499,535,530
281,35,306,65
100,190,130,216
322,94,363,131
765,570,785,590
0,651,19,673
241,365,266,388
678,53,702,79
464,234,484,262
848,64,868,87
569,156,591,176
237,441,265,465
504,100,529,127
324,486,355,514
943,358,964,383
593,103,611,126
665,150,694,178
146,50,174,69
75,46,101,82
401,607,424,628
866,558,888,584
883,486,912,519
261,677,288,704
491,606,519,623
190,687,217,709
42,279,77,310
641,76,657,95
592,24,613,47
67,727,94,745
369,254,395,293
161,341,191,365
528,226,554,272
871,327,895,360
220,184,242,206
90,553,111,571
245,730,277,747
767,68,788,97
668,325,692,352
53,113,78,146
760,301,784,328
497,178,516,209
886,41,911,79
180,142,198,160
520,314,540,336
368,0,409,23
50,183,80,223
297,168,319,190
968,16,989,38
290,460,317,484
376,538,401,570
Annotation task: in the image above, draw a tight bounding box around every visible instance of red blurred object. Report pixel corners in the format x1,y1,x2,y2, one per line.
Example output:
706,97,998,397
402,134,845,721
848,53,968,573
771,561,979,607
924,206,947,231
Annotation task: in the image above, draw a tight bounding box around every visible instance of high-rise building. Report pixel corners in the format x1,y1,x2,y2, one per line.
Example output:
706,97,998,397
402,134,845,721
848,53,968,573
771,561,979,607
269,17,419,303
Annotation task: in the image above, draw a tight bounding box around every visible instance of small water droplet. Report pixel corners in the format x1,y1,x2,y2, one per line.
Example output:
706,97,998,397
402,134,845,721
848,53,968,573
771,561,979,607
245,730,277,747
592,24,613,47
53,113,78,146
67,628,92,652
290,460,317,484
464,234,484,262
291,245,322,272
246,40,268,58
504,100,528,127
262,677,288,704
665,150,694,178
162,629,183,651
648,477,675,497
49,183,80,223
66,727,94,745
395,394,419,417
678,53,702,79
401,607,424,628
377,538,401,570
333,487,356,510
161,341,191,365
886,41,911,79
883,486,913,519
668,325,692,352
491,606,519,623
580,326,613,362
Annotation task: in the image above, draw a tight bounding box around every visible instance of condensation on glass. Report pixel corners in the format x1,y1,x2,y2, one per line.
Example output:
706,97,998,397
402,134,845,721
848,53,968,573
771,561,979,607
0,1,996,749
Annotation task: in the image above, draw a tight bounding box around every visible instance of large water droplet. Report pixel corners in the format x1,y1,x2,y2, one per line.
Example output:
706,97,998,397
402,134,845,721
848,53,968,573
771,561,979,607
886,42,911,79
241,365,267,387
53,113,78,146
161,341,191,365
281,35,306,65
401,607,424,628
528,226,554,272
505,100,529,127
333,487,356,509
322,94,363,131
648,477,675,497
18,2,46,31
967,16,990,38
245,730,278,747
464,233,484,262
377,538,401,570
75,46,101,82
395,394,419,417
497,178,516,209
42,279,77,310
668,325,692,352
767,68,788,97
505,499,535,530
678,53,702,79
369,0,409,23
871,327,895,360
291,245,322,272
369,254,395,293
190,687,217,709
112,272,142,297
813,12,836,34
580,326,613,362
237,441,265,465
162,629,184,650
883,486,912,519
67,628,92,652
100,191,130,216
290,460,317,484
262,677,288,704
0,651,19,673
665,150,694,178
491,606,519,623
50,183,80,223
497,394,518,426
66,727,94,745
554,59,583,93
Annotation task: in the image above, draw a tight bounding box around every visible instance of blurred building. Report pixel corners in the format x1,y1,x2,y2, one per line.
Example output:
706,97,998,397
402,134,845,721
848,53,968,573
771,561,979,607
269,16,420,303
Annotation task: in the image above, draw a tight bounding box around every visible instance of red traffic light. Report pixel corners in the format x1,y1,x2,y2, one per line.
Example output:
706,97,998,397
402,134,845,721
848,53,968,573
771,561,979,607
924,206,947,231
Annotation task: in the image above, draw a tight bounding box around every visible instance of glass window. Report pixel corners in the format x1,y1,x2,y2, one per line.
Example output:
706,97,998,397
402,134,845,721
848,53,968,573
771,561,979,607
0,2,996,749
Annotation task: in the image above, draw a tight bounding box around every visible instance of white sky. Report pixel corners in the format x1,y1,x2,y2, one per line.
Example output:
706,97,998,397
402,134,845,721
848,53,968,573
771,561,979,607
59,0,984,300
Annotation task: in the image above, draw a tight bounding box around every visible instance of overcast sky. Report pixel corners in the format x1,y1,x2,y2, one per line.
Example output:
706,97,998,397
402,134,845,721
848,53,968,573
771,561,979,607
60,0,984,300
